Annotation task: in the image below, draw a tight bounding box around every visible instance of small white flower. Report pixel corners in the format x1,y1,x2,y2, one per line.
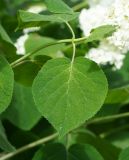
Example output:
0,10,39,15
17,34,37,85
87,0,114,7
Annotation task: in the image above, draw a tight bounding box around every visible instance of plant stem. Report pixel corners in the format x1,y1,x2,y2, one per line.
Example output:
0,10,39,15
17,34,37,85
73,1,88,11
100,124,129,138
0,133,58,160
11,36,88,68
65,22,75,39
65,21,76,64
87,112,129,125
10,1,88,68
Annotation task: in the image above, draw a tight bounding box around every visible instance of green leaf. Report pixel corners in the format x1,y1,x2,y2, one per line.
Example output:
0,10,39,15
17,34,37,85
25,34,65,58
32,143,66,160
96,85,129,117
119,147,129,160
107,131,129,150
3,82,41,130
0,24,13,45
45,0,73,14
0,55,14,113
32,57,108,136
13,55,51,86
0,24,16,62
0,121,15,152
69,144,104,160
17,10,79,30
32,143,104,160
86,25,116,43
104,52,129,88
105,85,129,106
13,61,41,86
71,130,120,160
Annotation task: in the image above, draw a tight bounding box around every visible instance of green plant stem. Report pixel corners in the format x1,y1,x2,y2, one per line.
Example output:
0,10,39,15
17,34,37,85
87,112,129,125
65,21,76,64
100,124,129,138
73,1,88,11
11,1,88,68
0,133,58,160
10,36,88,68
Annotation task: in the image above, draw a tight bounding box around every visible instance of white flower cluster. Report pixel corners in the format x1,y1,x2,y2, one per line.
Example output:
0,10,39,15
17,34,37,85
79,0,129,69
15,6,45,55
87,0,114,7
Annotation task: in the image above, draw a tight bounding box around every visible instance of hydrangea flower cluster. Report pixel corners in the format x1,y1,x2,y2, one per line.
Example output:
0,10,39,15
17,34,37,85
79,0,129,69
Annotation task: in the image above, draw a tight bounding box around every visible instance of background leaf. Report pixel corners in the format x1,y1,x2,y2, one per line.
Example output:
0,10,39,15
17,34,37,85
32,143,66,160
17,10,79,30
119,146,129,160
3,82,41,130
0,55,14,113
69,144,104,160
45,0,73,14
0,24,16,62
85,25,116,43
70,130,120,160
25,35,65,58
0,121,15,152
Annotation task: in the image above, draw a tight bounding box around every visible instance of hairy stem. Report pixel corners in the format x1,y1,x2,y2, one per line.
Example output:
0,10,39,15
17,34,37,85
0,133,58,160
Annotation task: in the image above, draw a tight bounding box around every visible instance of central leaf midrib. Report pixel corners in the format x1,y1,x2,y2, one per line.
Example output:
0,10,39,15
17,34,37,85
60,64,73,133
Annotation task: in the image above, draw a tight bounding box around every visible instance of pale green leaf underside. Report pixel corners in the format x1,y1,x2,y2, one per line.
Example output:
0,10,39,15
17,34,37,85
0,121,15,152
86,25,117,43
0,56,14,113
32,57,108,136
17,10,79,30
45,0,73,14
25,34,65,58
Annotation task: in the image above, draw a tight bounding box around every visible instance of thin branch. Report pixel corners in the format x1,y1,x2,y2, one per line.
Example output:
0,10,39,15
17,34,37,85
87,112,129,125
73,1,88,11
0,133,58,160
100,124,129,138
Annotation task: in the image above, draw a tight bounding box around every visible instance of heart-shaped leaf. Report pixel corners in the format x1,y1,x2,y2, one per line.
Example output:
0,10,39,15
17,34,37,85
32,57,108,136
